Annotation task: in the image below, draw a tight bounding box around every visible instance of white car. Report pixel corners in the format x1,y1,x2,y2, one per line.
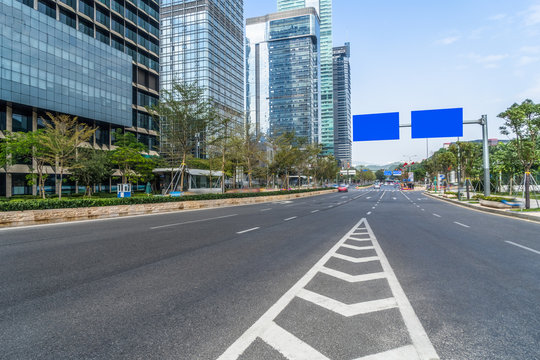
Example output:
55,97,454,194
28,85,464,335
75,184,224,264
374,184,381,189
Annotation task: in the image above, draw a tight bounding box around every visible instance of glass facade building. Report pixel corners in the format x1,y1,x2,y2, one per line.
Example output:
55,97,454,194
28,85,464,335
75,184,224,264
246,8,320,143
160,0,244,134
0,0,159,197
333,43,351,167
278,0,333,154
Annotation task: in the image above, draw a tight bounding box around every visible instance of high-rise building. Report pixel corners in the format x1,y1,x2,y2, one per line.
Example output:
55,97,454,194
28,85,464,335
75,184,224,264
245,8,320,142
333,43,351,167
0,0,159,197
159,0,244,134
277,0,333,154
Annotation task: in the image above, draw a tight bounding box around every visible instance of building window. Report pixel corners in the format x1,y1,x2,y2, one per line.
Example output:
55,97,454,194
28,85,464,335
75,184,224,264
111,35,124,52
59,8,76,28
96,7,110,27
11,112,32,133
15,0,34,8
79,0,94,19
111,15,124,34
0,107,6,131
96,28,110,45
79,19,94,37
12,173,32,196
97,0,109,7
111,0,124,15
59,0,75,8
37,0,56,19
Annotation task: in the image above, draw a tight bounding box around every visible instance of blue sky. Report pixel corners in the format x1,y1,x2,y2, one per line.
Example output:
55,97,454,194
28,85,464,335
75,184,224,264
244,1,540,165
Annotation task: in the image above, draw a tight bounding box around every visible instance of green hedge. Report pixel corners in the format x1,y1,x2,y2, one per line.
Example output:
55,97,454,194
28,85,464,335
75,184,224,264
0,188,331,212
473,194,511,202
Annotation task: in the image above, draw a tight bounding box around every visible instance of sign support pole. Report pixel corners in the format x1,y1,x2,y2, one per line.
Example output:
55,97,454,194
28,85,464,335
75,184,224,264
481,115,490,197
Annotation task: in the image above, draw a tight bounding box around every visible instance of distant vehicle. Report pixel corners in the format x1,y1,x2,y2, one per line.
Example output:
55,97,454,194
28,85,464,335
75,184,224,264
338,185,348,192
374,183,381,189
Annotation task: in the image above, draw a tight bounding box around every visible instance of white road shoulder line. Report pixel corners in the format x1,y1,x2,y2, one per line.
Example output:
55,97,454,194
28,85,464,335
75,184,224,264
505,241,540,255
260,322,329,360
296,289,397,317
236,227,260,234
353,345,420,360
150,214,238,229
454,221,470,228
284,216,297,221
260,208,272,212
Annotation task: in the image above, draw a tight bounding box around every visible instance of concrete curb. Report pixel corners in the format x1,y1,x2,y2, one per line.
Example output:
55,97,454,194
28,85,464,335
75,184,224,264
424,192,540,223
0,190,337,228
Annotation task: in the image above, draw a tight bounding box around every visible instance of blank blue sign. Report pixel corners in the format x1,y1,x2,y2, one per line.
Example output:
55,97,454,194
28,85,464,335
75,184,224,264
353,112,400,141
393,171,402,176
411,108,463,139
384,171,392,176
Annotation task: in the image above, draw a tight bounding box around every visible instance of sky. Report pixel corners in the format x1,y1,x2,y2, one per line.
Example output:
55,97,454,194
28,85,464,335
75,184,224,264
244,1,540,165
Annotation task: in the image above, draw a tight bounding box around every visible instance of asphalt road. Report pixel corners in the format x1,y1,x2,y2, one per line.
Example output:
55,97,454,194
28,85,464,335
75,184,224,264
0,185,538,359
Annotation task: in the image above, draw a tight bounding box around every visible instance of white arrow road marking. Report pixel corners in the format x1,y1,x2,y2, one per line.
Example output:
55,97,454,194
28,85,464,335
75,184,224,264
296,289,397,317
260,322,329,360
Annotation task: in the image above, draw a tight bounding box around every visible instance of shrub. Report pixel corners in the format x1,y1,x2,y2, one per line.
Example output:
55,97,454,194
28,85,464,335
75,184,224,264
0,188,330,212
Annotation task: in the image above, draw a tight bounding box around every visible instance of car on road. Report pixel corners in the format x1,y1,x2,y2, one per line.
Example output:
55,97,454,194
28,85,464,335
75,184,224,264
337,184,348,192
374,183,381,189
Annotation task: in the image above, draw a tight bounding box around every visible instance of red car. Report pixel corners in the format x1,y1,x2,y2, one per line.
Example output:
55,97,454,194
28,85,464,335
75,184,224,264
337,185,348,192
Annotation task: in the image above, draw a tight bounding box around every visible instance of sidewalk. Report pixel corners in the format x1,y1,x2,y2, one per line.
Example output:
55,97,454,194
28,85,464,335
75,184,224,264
424,192,540,223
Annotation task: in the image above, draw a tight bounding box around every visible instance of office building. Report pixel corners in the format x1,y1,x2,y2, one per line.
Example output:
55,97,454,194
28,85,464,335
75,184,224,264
277,0,333,154
0,0,159,197
159,0,244,136
245,8,320,142
333,42,351,167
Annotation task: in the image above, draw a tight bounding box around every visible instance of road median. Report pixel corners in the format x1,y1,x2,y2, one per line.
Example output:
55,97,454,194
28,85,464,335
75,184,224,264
424,192,540,223
0,189,336,228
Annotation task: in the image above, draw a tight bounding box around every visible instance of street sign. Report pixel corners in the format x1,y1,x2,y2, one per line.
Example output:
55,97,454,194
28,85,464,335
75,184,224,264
393,171,402,176
411,108,463,138
353,112,400,141
384,170,392,176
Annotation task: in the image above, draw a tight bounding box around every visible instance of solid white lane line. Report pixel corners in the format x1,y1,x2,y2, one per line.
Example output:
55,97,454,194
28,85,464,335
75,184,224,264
505,241,540,255
284,216,297,221
319,267,386,283
260,322,329,360
433,213,441,218
311,209,320,213
367,211,372,215
260,208,272,212
236,227,260,234
296,289,397,317
332,254,379,263
364,220,439,360
454,221,470,228
354,345,420,360
150,214,238,229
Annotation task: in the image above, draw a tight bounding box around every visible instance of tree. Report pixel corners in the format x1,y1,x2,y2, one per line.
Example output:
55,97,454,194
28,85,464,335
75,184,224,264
498,99,540,208
70,149,113,196
109,129,147,184
40,113,96,199
269,132,303,189
149,82,213,191
375,169,385,182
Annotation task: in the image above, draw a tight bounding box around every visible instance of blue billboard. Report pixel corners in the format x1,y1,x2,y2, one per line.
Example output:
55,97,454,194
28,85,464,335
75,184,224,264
411,108,463,139
384,171,392,176
353,112,400,141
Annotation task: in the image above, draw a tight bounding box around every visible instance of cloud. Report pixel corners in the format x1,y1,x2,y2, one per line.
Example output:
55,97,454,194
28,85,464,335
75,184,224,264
488,13,506,21
520,46,540,53
518,56,540,66
524,4,540,26
436,36,460,45
518,77,540,99
465,53,509,69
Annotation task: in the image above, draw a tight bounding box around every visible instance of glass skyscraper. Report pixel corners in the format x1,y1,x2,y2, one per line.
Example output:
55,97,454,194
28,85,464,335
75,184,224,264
159,0,244,133
0,0,159,197
245,8,320,143
333,43,352,167
277,0,333,154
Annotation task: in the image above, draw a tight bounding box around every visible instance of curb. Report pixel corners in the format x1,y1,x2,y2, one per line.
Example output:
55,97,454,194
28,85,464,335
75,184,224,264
0,190,337,228
424,192,540,223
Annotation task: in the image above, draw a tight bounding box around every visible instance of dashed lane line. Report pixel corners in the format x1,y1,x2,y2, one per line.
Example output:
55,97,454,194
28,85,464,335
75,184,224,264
236,227,260,234
367,211,372,215
260,208,272,212
311,210,320,213
505,241,540,255
433,214,441,218
284,216,297,221
150,214,238,230
454,221,470,228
